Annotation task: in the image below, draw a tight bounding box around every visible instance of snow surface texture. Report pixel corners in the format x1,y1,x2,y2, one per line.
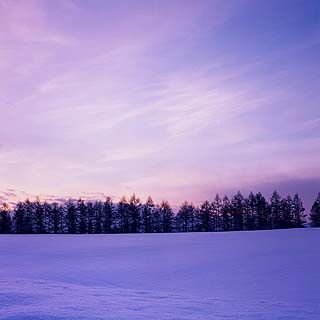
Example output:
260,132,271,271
0,229,319,319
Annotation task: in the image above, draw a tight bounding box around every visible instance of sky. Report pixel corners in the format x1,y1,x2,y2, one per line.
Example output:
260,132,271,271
0,0,320,208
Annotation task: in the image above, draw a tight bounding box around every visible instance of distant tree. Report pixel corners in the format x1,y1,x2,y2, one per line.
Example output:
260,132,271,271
43,202,52,233
270,191,282,229
59,203,66,233
220,196,231,231
86,202,95,234
176,201,196,232
117,196,129,233
24,199,34,234
13,202,26,233
34,198,46,234
159,200,174,233
128,194,141,233
0,203,12,233
194,207,202,232
245,192,256,230
48,202,63,234
198,200,213,232
280,195,293,229
102,197,114,233
310,193,320,227
212,194,222,231
4,191,312,233
65,200,78,234
255,192,269,230
152,205,162,233
176,202,187,232
230,192,245,231
292,194,306,228
78,199,88,234
94,201,103,234
142,196,154,233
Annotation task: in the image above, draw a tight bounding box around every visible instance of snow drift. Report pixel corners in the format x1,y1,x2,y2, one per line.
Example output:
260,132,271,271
0,229,319,319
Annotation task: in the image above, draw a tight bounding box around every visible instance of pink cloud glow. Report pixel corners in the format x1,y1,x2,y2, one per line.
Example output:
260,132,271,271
0,0,319,206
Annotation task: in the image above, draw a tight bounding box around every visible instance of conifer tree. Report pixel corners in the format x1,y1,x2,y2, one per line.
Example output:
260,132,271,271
34,198,46,234
13,202,26,233
128,194,141,233
310,193,320,227
176,201,196,232
0,203,12,233
212,194,222,231
24,199,35,234
231,192,245,231
65,200,78,234
49,202,63,234
86,202,95,234
152,205,162,233
117,196,129,233
142,196,154,233
4,191,315,233
78,199,88,234
292,194,306,228
198,200,213,232
103,197,114,234
43,202,52,233
245,192,256,230
94,201,103,234
270,191,282,229
221,196,231,231
255,192,268,230
280,195,293,229
159,200,174,233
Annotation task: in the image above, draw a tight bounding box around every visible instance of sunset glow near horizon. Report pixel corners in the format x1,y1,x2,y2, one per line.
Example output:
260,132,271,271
0,0,319,207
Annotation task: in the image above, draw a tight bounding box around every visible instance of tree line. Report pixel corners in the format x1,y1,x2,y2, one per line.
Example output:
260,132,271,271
0,191,320,234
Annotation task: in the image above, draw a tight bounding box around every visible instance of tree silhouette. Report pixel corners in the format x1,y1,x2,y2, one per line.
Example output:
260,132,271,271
2,190,318,234
310,193,320,227
0,203,12,234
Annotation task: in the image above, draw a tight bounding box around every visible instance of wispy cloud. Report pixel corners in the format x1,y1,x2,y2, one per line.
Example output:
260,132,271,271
0,188,114,206
0,0,319,206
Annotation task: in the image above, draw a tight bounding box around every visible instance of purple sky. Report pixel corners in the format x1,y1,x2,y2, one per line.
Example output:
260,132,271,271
0,0,319,207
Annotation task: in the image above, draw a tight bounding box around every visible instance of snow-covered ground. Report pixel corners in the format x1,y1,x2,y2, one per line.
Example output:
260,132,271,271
0,229,319,319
